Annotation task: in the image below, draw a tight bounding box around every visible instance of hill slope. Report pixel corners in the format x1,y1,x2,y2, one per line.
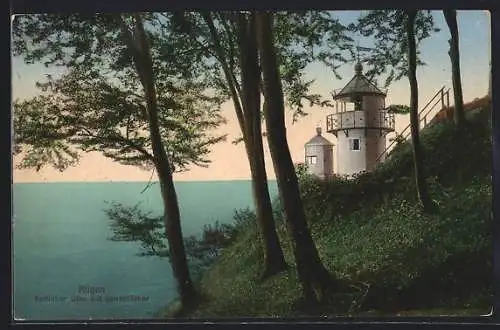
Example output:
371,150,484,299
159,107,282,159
169,101,492,318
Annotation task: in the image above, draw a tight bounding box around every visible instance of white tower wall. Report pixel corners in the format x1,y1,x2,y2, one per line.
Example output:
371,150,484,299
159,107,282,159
377,133,388,163
365,129,388,171
305,144,334,179
305,144,324,178
304,128,334,179
363,95,387,171
323,146,334,176
363,95,385,116
336,129,366,176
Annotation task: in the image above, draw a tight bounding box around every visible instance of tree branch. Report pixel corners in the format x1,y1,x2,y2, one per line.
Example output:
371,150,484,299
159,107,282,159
116,15,147,89
201,12,247,141
156,13,217,59
140,167,157,194
76,126,155,161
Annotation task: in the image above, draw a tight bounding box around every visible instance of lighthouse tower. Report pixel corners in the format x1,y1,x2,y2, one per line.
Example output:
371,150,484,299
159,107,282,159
326,62,395,176
304,127,334,179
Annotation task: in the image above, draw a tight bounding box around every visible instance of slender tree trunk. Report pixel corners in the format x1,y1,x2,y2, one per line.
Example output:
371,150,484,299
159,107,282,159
443,9,466,129
255,11,334,304
237,13,287,277
203,12,287,277
123,14,197,308
250,141,288,278
406,11,435,213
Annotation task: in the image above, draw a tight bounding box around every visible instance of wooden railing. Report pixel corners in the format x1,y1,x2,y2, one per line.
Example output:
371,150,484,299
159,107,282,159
326,110,395,133
376,86,451,163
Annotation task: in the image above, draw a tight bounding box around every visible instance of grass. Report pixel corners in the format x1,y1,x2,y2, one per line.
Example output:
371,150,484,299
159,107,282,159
162,101,493,318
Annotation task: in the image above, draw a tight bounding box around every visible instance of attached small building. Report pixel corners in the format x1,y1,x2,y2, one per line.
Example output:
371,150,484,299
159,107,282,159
304,127,334,179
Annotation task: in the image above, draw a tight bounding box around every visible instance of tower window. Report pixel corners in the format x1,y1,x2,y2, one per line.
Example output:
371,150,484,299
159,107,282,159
306,156,317,165
354,96,362,111
350,138,360,151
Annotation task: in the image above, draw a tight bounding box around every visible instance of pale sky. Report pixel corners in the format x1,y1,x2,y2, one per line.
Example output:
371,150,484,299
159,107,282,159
11,10,490,183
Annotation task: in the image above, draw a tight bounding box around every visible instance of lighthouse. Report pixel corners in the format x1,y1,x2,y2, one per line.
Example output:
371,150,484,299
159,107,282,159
304,127,334,179
325,62,395,176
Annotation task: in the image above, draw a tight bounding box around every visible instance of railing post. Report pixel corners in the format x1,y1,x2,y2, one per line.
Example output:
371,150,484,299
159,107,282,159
441,88,445,109
377,86,450,165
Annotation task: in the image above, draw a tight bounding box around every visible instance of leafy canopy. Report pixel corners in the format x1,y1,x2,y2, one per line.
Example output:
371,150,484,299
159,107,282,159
169,11,355,124
12,13,227,172
349,10,439,88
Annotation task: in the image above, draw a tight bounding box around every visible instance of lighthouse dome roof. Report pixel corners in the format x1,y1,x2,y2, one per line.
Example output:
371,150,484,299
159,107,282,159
305,127,334,146
332,62,386,101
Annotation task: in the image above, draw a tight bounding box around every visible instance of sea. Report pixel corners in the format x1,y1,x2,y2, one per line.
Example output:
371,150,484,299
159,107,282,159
12,180,278,320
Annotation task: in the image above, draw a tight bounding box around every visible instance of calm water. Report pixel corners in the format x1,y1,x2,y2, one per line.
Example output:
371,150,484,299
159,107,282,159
12,180,278,320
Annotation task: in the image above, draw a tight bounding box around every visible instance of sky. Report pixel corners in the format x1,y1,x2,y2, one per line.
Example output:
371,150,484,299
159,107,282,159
11,10,490,183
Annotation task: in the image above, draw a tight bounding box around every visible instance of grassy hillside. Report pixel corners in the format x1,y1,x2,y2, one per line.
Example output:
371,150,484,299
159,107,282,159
431,95,491,125
166,101,492,318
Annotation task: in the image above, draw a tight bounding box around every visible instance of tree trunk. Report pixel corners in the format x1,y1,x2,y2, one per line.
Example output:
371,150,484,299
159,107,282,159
406,11,435,213
443,9,466,130
203,12,287,277
255,11,334,304
125,14,197,308
237,13,287,278
250,141,288,278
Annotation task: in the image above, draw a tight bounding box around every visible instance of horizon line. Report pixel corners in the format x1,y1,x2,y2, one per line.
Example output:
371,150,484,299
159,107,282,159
11,178,275,184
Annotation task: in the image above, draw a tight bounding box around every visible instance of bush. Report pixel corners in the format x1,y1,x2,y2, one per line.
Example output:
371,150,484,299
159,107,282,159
182,105,492,317
104,203,259,284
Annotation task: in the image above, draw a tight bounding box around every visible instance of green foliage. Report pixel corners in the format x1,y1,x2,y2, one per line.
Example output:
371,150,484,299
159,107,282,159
231,207,259,234
12,13,227,172
294,162,315,183
386,104,410,114
171,11,354,122
105,201,167,256
104,201,248,282
168,105,492,317
349,10,439,88
272,11,354,121
388,134,406,146
377,107,491,185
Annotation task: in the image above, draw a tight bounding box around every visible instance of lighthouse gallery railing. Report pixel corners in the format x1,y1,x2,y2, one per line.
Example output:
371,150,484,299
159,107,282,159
326,110,395,133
